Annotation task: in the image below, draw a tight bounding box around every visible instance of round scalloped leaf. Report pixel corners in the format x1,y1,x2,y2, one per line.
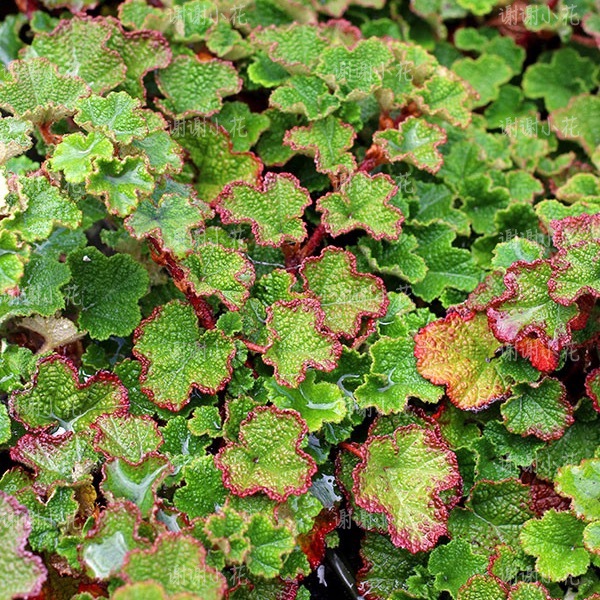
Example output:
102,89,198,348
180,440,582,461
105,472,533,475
0,491,47,600
0,58,90,123
74,91,149,144
67,247,149,341
217,172,310,247
374,117,446,174
584,521,600,556
501,378,573,441
91,413,163,463
283,116,357,176
81,501,150,579
301,247,388,338
415,310,510,411
0,116,33,164
156,55,240,118
269,75,340,121
317,172,403,241
457,575,507,600
4,174,82,243
121,532,227,599
49,131,114,184
101,454,171,517
174,122,262,202
508,582,552,600
173,455,228,520
453,54,512,107
10,431,98,492
215,406,317,502
87,156,154,217
181,243,255,311
245,513,295,578
549,94,600,158
448,479,533,556
11,355,127,433
487,260,578,371
125,192,213,259
352,424,461,552
26,17,126,94
264,370,347,432
133,301,235,410
263,299,342,388
555,459,600,522
520,509,590,582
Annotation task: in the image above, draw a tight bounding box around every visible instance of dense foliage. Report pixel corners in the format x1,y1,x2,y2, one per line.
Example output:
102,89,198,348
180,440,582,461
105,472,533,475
0,0,599,598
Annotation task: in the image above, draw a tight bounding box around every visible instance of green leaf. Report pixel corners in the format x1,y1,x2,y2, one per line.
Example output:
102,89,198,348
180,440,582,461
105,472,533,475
87,156,154,217
263,299,342,387
173,455,228,519
0,229,28,294
374,117,446,174
460,175,510,235
245,513,295,578
264,370,347,432
457,575,506,600
352,424,460,552
67,247,149,340
27,17,126,94
555,459,600,521
81,502,150,579
284,116,356,176
215,405,317,501
549,94,600,159
91,413,163,463
11,355,127,433
74,91,148,144
156,55,240,118
121,532,227,599
4,174,81,242
428,539,488,598
520,509,590,582
133,301,236,410
501,378,573,441
101,454,171,517
410,223,481,302
181,243,254,310
415,310,509,410
449,479,533,556
301,247,387,338
522,48,599,112
217,172,310,246
0,491,47,599
174,122,262,202
49,131,114,184
0,58,90,123
214,101,270,153
317,172,403,240
269,75,340,120
556,173,600,203
125,190,212,258
488,260,578,371
0,116,32,164
453,54,513,107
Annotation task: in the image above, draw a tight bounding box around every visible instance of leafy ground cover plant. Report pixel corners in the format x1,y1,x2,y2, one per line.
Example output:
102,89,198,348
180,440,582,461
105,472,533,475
0,0,599,598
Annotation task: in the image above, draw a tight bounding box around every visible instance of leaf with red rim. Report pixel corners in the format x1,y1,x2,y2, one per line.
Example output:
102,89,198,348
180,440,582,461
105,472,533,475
156,55,241,118
263,299,342,387
181,243,255,311
414,310,511,411
216,172,311,247
317,172,403,241
352,424,461,552
300,247,388,338
551,213,600,251
283,116,357,176
373,117,447,174
10,355,128,433
487,260,579,371
133,301,236,410
555,458,600,521
586,368,600,413
121,532,227,599
0,490,47,600
215,406,317,502
500,378,573,441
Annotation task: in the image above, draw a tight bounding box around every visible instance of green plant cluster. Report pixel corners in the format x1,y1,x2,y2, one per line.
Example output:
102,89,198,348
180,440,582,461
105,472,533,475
0,0,599,598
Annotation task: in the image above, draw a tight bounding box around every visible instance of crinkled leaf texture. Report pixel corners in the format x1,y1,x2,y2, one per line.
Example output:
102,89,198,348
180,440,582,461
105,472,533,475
352,424,461,552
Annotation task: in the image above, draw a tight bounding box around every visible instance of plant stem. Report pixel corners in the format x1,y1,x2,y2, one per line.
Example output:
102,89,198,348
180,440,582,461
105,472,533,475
340,441,363,459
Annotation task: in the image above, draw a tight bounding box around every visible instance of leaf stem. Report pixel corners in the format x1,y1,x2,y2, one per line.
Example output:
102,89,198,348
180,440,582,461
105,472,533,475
340,441,363,459
238,338,269,354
